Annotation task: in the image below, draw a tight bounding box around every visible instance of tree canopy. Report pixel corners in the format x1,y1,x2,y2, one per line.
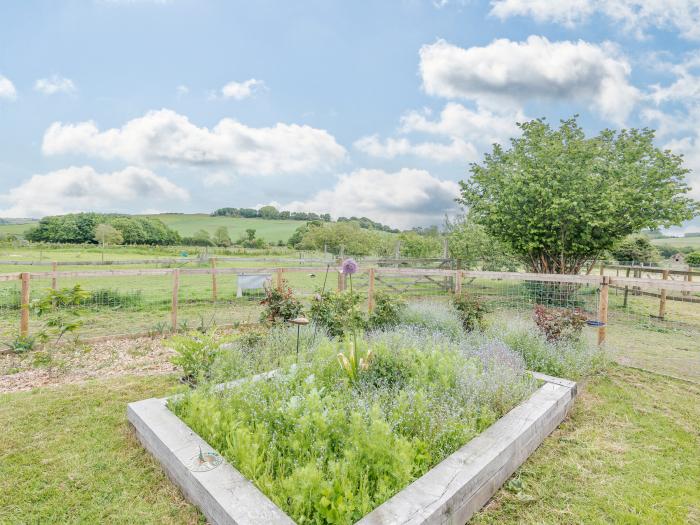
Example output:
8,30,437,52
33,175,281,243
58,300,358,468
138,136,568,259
458,117,699,274
26,213,181,245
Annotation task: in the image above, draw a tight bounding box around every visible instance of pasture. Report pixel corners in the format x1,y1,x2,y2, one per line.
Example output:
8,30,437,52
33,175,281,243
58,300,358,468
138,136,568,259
0,213,308,244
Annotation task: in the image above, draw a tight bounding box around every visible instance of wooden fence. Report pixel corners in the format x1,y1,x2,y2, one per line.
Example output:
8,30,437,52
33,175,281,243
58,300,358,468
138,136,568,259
3,265,700,346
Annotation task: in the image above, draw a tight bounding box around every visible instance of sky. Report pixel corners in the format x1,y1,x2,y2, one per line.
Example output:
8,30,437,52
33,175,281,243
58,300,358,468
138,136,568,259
1,0,700,231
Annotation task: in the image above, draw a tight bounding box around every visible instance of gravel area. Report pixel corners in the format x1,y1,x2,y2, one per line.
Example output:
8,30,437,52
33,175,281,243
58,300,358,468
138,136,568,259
0,336,178,393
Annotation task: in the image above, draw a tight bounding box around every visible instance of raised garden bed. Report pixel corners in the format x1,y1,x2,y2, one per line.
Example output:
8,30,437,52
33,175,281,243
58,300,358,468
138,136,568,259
128,371,576,524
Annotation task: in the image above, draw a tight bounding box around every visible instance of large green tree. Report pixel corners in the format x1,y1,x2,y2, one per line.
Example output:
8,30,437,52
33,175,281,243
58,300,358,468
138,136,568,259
459,117,699,274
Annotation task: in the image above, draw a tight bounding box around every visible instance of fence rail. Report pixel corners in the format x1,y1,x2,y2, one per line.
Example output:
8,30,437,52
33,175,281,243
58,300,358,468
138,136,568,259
1,265,698,349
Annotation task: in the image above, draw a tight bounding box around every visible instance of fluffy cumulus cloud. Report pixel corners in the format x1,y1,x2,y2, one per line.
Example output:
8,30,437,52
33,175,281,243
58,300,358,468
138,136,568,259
490,0,700,41
281,168,460,228
419,37,639,124
0,166,188,218
34,75,76,95
355,103,522,162
0,75,17,100
42,109,346,175
221,78,266,100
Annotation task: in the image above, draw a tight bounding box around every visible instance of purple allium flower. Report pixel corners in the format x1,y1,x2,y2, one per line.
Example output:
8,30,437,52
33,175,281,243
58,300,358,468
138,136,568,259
340,258,358,275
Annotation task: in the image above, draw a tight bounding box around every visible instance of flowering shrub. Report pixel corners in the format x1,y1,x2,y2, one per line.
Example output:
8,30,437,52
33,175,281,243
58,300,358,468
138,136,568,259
533,304,587,342
259,280,303,324
453,293,488,332
172,327,536,524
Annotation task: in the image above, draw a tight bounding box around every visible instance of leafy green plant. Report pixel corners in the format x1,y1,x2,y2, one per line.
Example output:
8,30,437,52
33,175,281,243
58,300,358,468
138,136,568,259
148,321,169,338
309,289,366,337
259,280,303,324
31,285,91,345
367,291,405,330
4,334,36,354
453,293,488,331
169,331,221,385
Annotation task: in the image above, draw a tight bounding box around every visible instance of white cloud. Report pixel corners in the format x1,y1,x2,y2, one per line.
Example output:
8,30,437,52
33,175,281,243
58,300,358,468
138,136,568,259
354,135,476,162
42,109,347,176
176,84,189,96
281,168,460,228
34,75,77,95
355,103,522,163
221,78,266,100
419,37,639,124
490,0,700,41
0,166,188,218
0,75,17,100
400,103,523,146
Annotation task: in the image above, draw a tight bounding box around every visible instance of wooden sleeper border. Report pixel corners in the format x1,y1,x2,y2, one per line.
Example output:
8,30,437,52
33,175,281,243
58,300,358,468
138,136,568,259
128,371,576,525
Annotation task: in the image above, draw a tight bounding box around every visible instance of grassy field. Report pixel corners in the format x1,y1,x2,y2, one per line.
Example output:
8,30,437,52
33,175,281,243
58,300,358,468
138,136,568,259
650,235,700,250
1,365,697,524
0,214,307,244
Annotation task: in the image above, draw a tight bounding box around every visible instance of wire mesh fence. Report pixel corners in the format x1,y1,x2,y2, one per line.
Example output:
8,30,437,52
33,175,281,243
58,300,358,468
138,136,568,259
0,263,698,353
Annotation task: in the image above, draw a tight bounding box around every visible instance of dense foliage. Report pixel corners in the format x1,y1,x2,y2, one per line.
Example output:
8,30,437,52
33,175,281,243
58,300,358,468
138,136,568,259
686,252,700,266
609,235,659,264
25,213,181,245
445,214,517,271
260,281,304,324
453,293,488,332
212,206,331,222
172,328,536,524
459,117,699,274
297,222,385,255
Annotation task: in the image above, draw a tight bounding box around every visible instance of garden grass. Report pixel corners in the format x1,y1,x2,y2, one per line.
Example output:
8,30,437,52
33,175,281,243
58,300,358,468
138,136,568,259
0,375,202,524
1,366,697,524
474,365,700,524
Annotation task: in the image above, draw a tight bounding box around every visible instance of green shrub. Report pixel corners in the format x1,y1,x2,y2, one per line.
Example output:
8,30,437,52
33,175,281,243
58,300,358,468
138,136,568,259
259,281,303,324
453,293,487,331
168,332,223,385
686,251,700,266
309,289,366,337
367,291,405,330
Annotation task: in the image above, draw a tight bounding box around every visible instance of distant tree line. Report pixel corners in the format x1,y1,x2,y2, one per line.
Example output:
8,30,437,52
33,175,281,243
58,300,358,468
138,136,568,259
211,206,331,222
211,206,399,232
25,213,181,245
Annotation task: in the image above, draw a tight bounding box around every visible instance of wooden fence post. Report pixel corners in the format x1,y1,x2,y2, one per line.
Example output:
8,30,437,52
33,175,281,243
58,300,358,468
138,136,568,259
599,263,605,276
683,265,691,297
337,266,345,292
51,261,58,290
20,272,30,337
597,276,609,345
276,268,284,290
455,270,462,295
658,269,669,320
210,257,217,302
367,268,375,312
171,269,179,332
622,267,631,308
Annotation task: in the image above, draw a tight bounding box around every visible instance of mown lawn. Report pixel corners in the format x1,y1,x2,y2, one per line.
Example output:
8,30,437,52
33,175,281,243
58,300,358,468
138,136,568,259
1,365,698,524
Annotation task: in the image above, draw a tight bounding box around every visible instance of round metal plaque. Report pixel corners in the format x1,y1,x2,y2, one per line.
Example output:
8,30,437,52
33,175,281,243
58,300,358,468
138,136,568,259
189,449,223,472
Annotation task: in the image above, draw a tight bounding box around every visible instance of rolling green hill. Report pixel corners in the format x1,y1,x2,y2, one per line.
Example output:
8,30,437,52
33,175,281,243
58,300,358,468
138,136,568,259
0,214,305,244
650,236,700,249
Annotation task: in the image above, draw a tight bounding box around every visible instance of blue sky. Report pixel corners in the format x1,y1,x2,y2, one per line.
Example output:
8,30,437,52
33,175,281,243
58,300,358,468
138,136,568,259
1,0,700,231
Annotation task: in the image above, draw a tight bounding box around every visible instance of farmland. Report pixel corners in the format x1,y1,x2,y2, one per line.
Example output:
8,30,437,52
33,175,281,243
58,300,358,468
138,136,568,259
0,214,308,244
